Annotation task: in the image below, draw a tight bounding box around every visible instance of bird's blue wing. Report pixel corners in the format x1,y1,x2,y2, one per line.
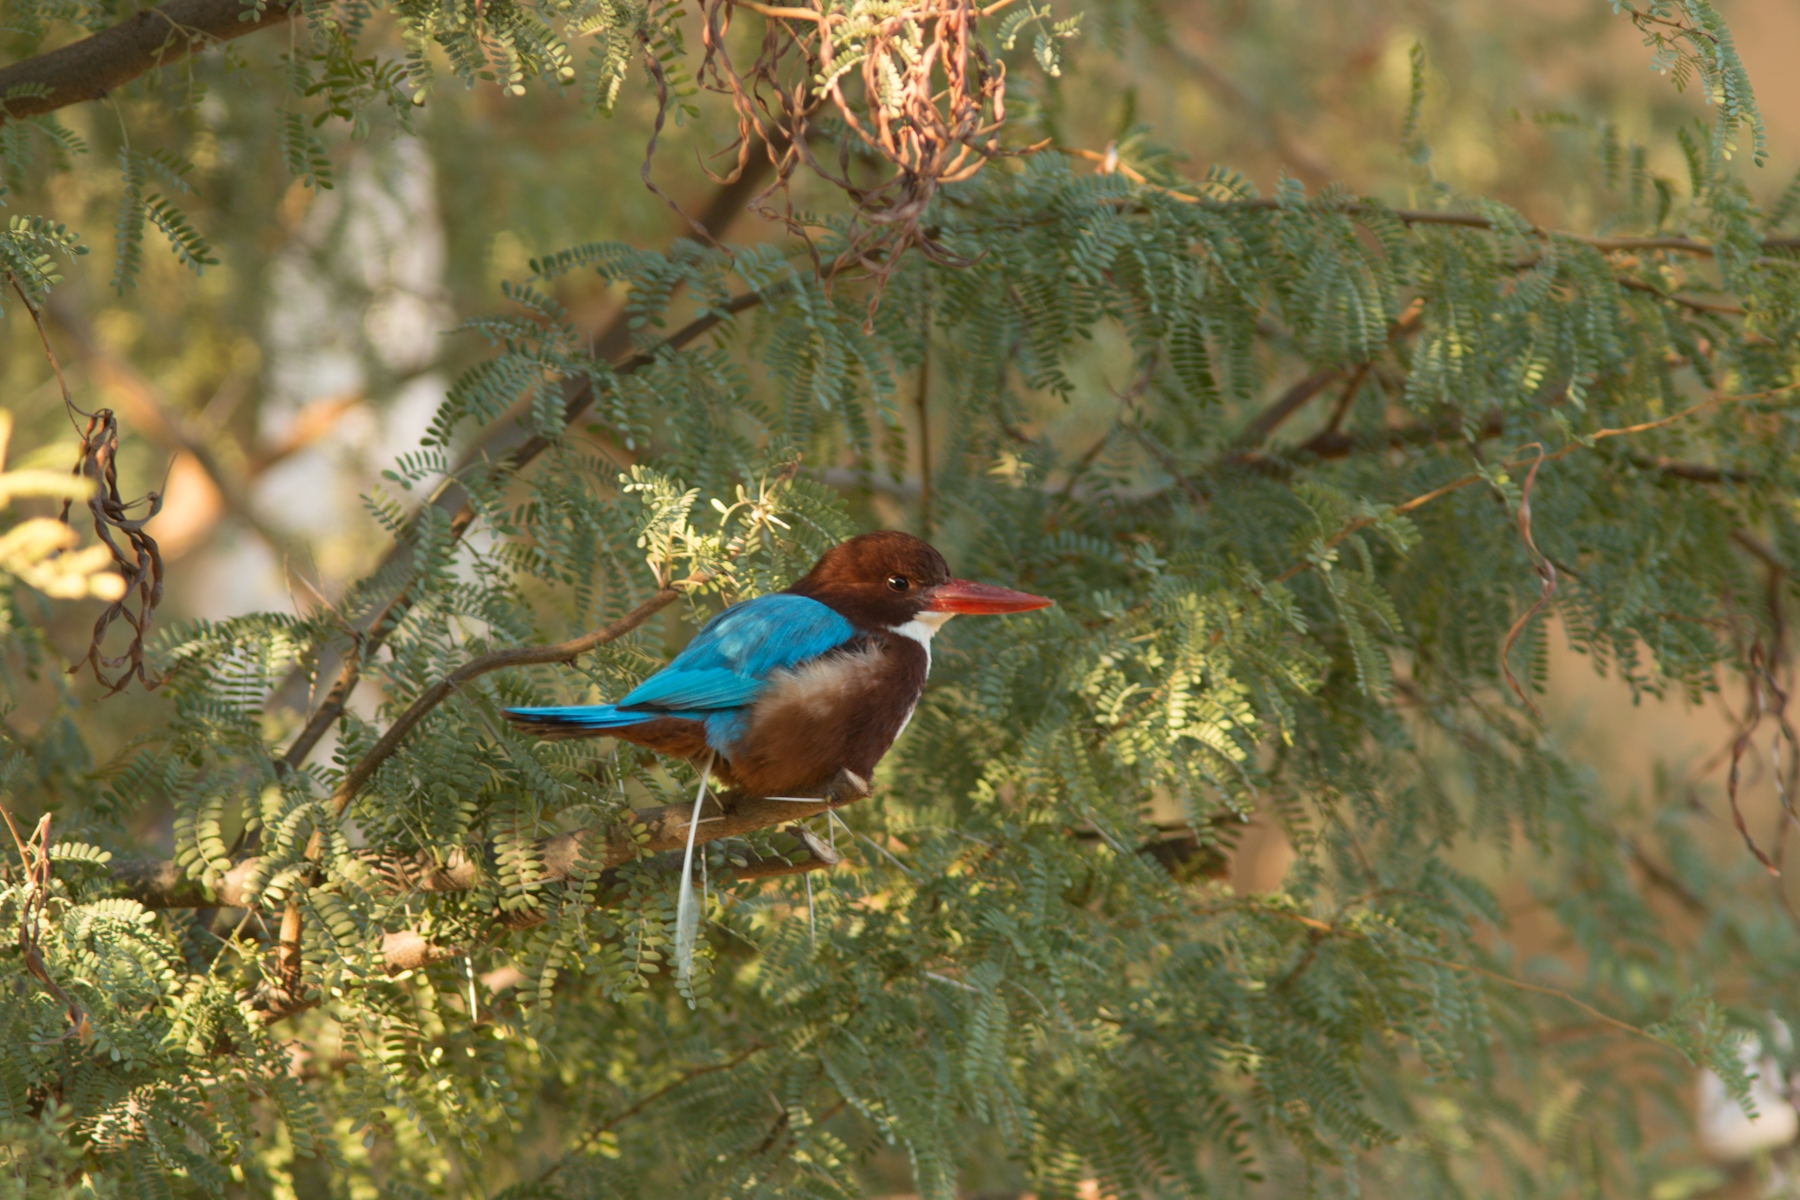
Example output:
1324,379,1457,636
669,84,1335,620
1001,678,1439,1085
613,593,857,712
505,594,857,742
613,668,759,711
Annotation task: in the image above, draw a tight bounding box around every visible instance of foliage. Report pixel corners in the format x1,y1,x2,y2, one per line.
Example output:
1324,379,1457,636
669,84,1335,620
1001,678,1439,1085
1,0,1799,1196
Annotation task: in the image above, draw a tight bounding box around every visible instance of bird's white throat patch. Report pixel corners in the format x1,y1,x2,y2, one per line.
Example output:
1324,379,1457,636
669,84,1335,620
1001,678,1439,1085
890,610,955,663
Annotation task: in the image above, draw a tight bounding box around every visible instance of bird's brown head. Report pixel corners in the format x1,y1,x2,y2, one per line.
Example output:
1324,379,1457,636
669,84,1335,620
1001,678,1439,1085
786,530,1053,630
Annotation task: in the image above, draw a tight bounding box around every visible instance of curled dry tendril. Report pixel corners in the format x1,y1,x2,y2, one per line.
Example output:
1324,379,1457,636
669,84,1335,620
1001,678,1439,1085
14,282,166,694
685,0,1038,299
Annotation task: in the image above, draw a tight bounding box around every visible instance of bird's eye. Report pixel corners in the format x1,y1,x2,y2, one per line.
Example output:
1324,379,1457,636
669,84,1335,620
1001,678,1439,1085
887,575,909,592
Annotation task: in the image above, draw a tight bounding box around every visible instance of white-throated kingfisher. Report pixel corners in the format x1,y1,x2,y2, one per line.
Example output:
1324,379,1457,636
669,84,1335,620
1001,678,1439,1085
504,530,1053,800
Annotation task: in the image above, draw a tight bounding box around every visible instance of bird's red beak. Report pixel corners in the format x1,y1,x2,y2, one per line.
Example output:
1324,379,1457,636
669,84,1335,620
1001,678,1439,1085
924,579,1055,615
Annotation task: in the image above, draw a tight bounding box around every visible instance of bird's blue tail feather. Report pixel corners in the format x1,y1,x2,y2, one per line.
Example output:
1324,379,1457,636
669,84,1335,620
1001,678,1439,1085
503,705,656,737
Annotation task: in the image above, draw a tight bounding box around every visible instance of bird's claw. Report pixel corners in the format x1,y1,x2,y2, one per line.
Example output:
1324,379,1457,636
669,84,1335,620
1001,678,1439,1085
822,769,870,807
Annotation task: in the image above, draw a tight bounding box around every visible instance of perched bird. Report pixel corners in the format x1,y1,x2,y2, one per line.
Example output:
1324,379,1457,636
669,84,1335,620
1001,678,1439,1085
509,530,1052,984
505,530,1053,801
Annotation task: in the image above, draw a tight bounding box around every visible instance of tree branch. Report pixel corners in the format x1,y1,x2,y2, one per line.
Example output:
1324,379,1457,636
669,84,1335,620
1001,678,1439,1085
0,0,295,126
1619,3,1717,44
1226,298,1423,455
1077,166,1800,256
1411,954,1671,1048
321,584,685,819
249,827,841,1020
536,1042,774,1184
1614,276,1747,317
375,828,840,970
272,156,780,777
117,785,852,909
277,285,773,774
1296,409,1505,462
1268,382,1800,586
1233,368,1341,446
1153,33,1335,187
1247,405,1753,489
1626,454,1755,484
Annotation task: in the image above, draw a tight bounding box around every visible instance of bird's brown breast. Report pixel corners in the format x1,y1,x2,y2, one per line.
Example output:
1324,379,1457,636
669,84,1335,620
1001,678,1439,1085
717,633,928,797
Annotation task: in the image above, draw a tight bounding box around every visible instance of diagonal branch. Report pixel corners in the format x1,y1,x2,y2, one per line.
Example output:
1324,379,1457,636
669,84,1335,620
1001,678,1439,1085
0,0,294,126
278,285,774,775
1233,368,1341,447
1222,299,1423,463
322,584,682,819
271,156,779,778
536,1042,773,1183
1412,954,1671,1048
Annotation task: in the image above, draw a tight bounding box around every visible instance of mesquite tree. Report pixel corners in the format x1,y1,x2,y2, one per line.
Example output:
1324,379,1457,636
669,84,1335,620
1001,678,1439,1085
2,0,1798,1194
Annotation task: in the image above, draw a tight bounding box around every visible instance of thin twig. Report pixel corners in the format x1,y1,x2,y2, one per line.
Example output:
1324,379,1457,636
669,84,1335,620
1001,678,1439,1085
1498,445,1557,717
1723,643,1795,883
1057,161,1800,257
1411,955,1669,1048
1123,423,1208,506
1627,454,1754,483
1269,382,1800,586
1614,276,1746,316
1619,3,1717,44
1,808,85,1032
726,0,821,19
45,298,301,560
1055,424,1117,501
17,283,167,693
1307,362,1372,450
915,322,933,536
536,1043,773,1182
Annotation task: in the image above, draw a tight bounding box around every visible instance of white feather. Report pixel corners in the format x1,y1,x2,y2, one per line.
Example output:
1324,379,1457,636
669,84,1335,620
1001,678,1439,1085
674,751,715,996
890,610,954,668
887,611,950,735
893,700,919,742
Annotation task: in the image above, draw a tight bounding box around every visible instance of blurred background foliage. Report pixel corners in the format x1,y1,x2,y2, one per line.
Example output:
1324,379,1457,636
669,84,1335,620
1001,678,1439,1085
3,0,1787,609
5,0,1800,1196
0,0,1780,608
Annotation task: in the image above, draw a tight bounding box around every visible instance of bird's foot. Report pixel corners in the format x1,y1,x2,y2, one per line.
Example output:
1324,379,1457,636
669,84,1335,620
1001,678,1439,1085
821,768,870,808
755,769,869,808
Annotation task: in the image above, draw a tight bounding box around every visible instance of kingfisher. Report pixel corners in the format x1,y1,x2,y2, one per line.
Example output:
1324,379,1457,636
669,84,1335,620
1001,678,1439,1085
504,531,1053,801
